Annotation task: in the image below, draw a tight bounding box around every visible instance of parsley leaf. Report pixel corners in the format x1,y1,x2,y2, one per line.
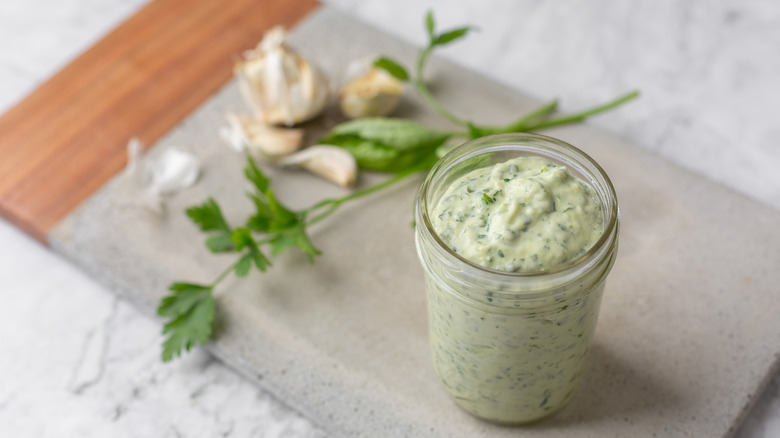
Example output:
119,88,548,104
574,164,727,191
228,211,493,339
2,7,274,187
232,227,271,272
205,234,234,253
482,193,496,204
265,190,298,231
234,253,253,277
186,199,231,234
231,227,256,251
269,225,322,263
158,282,214,362
246,193,272,232
245,155,269,193
186,199,233,253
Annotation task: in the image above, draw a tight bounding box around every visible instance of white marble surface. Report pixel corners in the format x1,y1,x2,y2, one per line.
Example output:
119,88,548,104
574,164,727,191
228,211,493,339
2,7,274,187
0,0,778,437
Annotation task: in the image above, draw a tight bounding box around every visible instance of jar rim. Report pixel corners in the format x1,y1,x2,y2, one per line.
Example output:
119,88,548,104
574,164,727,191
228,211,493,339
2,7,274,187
416,132,619,282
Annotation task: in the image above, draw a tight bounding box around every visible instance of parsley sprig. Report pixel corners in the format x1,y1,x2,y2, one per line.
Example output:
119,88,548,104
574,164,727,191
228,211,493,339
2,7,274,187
158,155,427,361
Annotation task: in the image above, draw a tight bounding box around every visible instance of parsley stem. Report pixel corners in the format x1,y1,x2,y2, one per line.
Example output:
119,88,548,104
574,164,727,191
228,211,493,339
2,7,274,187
211,259,239,288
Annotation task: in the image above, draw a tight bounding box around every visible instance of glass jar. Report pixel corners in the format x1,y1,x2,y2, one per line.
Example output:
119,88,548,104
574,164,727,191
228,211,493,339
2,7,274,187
414,133,619,424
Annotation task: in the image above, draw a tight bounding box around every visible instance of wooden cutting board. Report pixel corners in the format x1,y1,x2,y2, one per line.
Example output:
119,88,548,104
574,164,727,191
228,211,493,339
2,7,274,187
46,7,780,438
0,0,318,243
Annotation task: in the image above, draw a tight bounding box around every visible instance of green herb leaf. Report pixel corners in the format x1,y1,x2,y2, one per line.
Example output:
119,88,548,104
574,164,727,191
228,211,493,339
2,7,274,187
328,118,450,151
231,227,255,251
323,134,398,171
323,118,449,172
158,282,214,362
246,193,272,232
373,57,409,81
425,10,435,39
252,249,272,271
205,234,234,253
234,253,253,277
245,155,269,193
432,26,475,46
269,225,322,263
265,190,298,231
325,133,441,173
230,227,271,273
482,193,495,204
158,282,212,317
186,199,231,235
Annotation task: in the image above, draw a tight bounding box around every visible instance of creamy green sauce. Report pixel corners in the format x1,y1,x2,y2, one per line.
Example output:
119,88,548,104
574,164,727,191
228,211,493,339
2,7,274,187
425,156,606,423
426,280,604,423
431,156,604,272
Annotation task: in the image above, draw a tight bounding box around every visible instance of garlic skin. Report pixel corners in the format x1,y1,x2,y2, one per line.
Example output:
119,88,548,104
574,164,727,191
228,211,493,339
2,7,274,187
339,66,404,119
235,26,330,127
222,114,303,159
124,138,200,213
280,145,357,188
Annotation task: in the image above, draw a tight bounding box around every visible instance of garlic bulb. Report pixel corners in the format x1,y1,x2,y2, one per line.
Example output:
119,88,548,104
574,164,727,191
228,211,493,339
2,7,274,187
222,114,303,159
235,26,330,126
339,66,404,119
279,145,357,188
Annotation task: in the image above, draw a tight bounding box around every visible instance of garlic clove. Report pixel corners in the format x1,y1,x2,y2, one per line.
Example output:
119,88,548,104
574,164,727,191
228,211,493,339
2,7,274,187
224,114,303,159
148,148,200,195
235,26,330,127
280,145,357,188
339,66,404,119
122,138,200,213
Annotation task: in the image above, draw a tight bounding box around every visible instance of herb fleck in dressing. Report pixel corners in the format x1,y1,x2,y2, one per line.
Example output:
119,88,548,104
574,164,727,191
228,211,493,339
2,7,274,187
431,156,604,272
425,156,607,423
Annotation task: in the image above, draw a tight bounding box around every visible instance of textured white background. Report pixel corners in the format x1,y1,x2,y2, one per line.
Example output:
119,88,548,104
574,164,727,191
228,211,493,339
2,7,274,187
0,0,778,436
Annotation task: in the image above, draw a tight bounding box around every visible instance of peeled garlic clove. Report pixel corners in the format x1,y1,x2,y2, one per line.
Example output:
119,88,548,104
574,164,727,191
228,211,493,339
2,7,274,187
225,114,303,159
235,26,330,126
280,145,357,188
339,67,404,119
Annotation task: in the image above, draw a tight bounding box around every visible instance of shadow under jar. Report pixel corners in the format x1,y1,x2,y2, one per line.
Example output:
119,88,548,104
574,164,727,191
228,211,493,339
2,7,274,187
414,133,619,424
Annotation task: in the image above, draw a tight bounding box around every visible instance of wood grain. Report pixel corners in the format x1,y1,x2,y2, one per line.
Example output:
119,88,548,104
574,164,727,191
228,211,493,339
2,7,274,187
0,0,319,243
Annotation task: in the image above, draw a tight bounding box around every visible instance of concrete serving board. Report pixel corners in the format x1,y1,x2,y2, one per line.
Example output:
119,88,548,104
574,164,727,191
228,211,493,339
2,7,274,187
49,8,780,438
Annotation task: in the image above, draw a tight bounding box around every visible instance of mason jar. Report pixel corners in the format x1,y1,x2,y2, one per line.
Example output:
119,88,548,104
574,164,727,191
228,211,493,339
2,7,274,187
414,133,619,424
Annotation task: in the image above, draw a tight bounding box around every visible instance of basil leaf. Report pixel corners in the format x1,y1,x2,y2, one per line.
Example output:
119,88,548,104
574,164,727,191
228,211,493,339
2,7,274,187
329,118,449,151
325,134,400,171
325,134,440,173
